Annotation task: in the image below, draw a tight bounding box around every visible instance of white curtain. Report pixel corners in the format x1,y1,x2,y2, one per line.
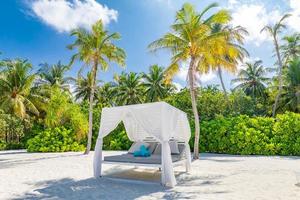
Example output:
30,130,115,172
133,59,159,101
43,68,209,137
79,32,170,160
93,108,124,177
161,141,176,187
93,102,191,187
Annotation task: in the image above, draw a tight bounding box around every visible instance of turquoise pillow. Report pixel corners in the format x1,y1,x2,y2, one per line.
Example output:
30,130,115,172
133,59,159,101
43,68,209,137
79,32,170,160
133,145,150,157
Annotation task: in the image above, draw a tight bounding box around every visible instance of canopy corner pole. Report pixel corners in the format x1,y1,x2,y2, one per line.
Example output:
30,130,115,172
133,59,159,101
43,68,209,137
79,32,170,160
93,137,103,178
185,141,192,173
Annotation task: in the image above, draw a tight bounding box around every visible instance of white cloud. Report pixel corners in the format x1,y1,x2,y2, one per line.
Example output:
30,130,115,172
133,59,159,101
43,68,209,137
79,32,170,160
287,0,300,32
199,71,216,83
29,0,118,32
228,0,238,7
230,3,281,46
176,62,216,85
173,82,184,91
176,63,188,82
229,0,300,46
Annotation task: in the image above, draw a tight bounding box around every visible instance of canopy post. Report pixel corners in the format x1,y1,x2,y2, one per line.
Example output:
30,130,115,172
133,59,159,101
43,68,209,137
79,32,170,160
185,141,192,173
93,138,103,177
161,141,177,187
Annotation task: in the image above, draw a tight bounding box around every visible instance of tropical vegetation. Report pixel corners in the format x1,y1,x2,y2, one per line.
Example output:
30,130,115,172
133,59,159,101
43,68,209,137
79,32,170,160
0,3,299,157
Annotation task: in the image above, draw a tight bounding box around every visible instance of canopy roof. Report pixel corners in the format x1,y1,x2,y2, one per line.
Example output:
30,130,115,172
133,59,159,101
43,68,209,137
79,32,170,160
98,102,191,142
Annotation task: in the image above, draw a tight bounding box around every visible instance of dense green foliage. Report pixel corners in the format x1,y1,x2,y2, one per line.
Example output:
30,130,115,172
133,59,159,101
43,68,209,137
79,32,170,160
0,110,27,149
44,88,88,140
103,125,133,151
27,127,85,152
165,87,268,120
200,112,300,156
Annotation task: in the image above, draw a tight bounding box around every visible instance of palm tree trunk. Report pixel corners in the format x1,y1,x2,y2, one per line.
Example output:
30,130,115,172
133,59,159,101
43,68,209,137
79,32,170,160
272,37,283,117
217,66,228,101
84,61,98,155
188,57,200,159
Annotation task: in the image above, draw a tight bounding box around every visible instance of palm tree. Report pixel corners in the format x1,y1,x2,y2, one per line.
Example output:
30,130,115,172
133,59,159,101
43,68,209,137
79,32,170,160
115,72,144,105
231,60,270,100
280,58,300,112
37,61,72,91
281,34,300,64
74,71,100,102
261,14,291,117
210,23,248,100
96,82,116,107
0,59,43,118
142,65,170,102
68,20,126,154
148,3,231,159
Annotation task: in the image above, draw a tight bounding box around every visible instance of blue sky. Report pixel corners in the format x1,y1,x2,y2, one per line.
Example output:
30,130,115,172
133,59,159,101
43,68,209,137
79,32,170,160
0,0,299,90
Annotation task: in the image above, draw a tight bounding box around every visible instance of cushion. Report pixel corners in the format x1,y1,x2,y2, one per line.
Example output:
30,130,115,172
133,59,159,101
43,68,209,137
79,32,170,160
133,145,150,157
153,141,180,155
128,142,150,154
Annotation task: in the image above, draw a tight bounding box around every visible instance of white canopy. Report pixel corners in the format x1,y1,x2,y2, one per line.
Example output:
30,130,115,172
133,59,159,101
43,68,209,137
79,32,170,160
93,102,192,187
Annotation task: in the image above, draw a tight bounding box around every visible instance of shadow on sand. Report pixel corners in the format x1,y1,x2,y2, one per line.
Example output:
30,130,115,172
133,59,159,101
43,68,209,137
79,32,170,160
14,168,230,200
13,178,165,200
0,153,82,169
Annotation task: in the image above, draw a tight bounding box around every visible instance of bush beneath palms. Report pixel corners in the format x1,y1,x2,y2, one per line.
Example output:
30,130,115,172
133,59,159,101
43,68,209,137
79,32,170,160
200,112,300,156
27,127,85,152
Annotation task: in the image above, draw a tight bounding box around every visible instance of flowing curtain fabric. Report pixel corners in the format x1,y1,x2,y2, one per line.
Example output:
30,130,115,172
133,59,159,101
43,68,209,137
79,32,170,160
93,102,191,187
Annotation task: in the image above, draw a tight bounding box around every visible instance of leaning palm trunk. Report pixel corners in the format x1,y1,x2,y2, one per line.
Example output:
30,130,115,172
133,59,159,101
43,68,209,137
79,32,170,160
217,66,228,101
272,37,284,117
84,62,98,154
188,57,200,159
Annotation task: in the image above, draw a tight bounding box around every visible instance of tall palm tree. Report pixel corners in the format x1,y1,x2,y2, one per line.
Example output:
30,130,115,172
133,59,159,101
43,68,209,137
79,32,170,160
68,20,126,154
231,60,270,100
281,34,300,64
0,59,43,118
148,3,231,159
115,72,144,105
261,14,291,117
142,65,170,102
280,58,300,112
37,61,72,91
210,23,248,100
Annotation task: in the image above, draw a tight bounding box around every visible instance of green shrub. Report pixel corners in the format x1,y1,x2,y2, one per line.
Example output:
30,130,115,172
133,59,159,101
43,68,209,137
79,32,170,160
0,140,25,150
102,123,132,151
272,112,300,156
0,140,6,150
103,130,132,150
5,142,25,150
200,112,300,156
27,127,85,152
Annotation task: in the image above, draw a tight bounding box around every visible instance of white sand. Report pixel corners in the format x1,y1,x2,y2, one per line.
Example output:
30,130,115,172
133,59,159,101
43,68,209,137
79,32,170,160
0,150,299,200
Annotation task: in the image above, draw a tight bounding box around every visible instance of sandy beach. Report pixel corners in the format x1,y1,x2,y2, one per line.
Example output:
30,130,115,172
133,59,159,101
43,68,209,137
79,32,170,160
0,150,299,200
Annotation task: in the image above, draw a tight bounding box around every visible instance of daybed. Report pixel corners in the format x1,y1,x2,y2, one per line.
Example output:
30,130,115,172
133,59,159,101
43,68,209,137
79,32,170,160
93,102,192,187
